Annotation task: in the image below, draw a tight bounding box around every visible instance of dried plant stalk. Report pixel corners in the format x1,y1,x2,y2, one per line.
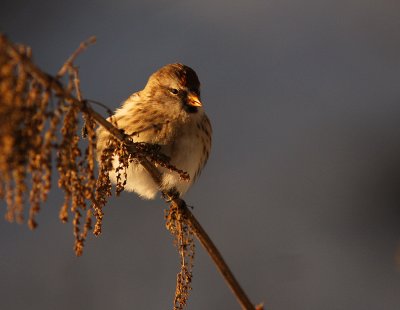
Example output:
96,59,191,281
0,34,258,309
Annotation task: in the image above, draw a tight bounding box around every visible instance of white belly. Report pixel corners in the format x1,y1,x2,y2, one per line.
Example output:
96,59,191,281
109,128,203,200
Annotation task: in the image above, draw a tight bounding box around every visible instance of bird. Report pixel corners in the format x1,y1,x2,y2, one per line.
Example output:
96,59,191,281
96,63,212,199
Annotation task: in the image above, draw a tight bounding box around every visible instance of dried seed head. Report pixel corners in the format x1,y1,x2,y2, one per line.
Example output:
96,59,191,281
93,138,115,235
165,202,195,310
0,37,101,255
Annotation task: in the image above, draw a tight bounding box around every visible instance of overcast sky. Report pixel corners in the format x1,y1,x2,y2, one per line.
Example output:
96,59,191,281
1,1,400,309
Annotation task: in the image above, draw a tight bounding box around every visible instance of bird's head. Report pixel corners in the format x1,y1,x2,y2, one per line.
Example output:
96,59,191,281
145,63,202,114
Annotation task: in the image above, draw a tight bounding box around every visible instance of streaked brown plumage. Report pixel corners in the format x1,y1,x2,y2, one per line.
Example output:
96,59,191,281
96,63,212,199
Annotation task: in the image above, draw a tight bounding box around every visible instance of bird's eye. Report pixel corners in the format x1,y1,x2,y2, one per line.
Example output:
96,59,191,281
170,88,179,95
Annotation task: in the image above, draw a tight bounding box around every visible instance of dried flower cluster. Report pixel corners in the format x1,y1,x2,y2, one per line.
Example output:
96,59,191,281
0,42,54,228
93,134,130,236
0,35,101,255
57,101,98,255
0,35,157,256
166,202,195,310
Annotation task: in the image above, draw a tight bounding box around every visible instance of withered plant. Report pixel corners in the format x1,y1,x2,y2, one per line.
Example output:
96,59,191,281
0,34,260,310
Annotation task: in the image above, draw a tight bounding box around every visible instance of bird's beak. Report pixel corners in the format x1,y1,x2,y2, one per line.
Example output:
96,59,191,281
187,93,202,107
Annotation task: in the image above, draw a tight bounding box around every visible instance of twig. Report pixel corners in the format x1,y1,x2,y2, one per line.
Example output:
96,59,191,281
72,67,83,101
85,99,114,116
57,36,96,78
0,34,259,309
169,197,255,310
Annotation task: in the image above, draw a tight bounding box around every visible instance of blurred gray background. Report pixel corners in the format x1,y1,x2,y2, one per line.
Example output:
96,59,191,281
1,0,400,309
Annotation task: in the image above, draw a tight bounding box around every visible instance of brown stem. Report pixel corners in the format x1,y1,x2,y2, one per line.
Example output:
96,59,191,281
170,197,255,310
57,36,96,78
1,34,259,309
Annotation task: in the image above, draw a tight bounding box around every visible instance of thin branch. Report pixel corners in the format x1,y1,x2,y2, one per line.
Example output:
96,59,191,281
85,99,114,116
169,197,255,310
0,34,259,310
57,36,96,78
72,67,83,101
